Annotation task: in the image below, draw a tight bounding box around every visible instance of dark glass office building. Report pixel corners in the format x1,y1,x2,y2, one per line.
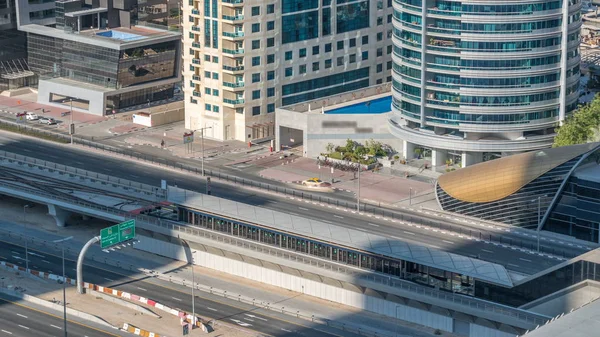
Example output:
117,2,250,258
436,143,600,243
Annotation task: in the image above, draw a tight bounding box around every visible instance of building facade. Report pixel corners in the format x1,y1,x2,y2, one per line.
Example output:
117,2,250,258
390,0,583,167
182,0,394,141
436,142,600,243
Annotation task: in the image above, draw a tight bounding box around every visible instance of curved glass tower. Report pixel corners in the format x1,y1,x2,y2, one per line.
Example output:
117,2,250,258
389,0,582,167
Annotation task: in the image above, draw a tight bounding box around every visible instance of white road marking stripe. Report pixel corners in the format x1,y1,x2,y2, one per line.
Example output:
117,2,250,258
50,324,62,329
368,223,379,227
426,244,441,249
207,307,218,312
391,236,402,240
281,328,293,333
298,207,308,211
442,240,454,244
16,314,27,319
10,251,19,255
136,287,147,291
17,325,29,330
1,330,12,334
42,260,50,264
171,297,182,301
22,149,32,153
334,215,343,219
104,278,114,282
481,249,494,253
508,263,520,267
403,231,415,236
289,213,300,216
519,258,532,262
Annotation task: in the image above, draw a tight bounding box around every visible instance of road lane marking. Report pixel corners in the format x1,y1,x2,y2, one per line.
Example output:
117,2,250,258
368,223,379,227
28,252,45,258
244,314,267,321
50,324,62,329
136,287,147,291
403,231,415,236
334,215,343,219
22,149,32,153
442,240,454,244
16,314,27,319
426,244,441,249
171,297,182,301
244,318,254,322
17,325,29,330
130,175,140,178
481,249,494,253
1,330,12,334
104,278,114,282
281,328,293,332
42,260,50,264
508,263,520,267
289,213,300,216
10,251,19,255
519,258,532,262
206,307,218,312
298,207,308,211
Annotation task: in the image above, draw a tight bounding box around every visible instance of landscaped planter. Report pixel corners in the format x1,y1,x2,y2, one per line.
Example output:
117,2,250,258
317,155,379,170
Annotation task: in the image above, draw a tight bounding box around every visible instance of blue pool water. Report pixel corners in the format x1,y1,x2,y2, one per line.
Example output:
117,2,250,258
326,96,392,114
96,31,145,41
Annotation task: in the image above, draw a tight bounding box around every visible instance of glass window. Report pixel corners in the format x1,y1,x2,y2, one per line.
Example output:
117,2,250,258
312,62,320,71
325,43,332,52
299,64,307,74
212,56,218,63
387,61,392,69
377,48,383,57
336,2,369,33
252,40,260,50
267,71,275,80
205,103,211,111
362,36,369,45
252,90,261,99
205,87,211,94
204,55,211,61
322,8,331,36
377,16,383,25
267,37,275,47
252,106,260,115
212,89,219,96
252,6,260,16
299,48,307,57
337,41,344,50
387,45,392,54
267,54,275,64
387,14,392,23
377,64,382,73
267,103,275,113
285,51,293,60
204,71,211,77
323,0,331,6
377,32,383,41
213,105,219,112
349,38,356,47
267,87,275,97
337,56,344,66
252,73,260,83
312,46,320,55
285,67,293,77
267,4,275,14
282,0,318,14
361,51,368,60
252,23,260,33
325,59,332,68
349,54,356,63
212,73,218,79
267,21,275,30
252,56,261,66
282,11,319,44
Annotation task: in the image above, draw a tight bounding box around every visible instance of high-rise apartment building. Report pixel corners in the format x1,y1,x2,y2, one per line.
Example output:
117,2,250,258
182,0,394,141
389,0,582,167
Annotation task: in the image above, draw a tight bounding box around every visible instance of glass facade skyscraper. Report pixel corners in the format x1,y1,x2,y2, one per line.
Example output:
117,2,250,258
389,0,582,167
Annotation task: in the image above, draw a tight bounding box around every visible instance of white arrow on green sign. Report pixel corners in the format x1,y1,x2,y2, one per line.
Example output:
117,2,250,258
100,219,136,249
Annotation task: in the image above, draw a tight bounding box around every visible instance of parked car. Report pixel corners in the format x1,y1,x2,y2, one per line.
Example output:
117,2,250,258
301,177,331,188
25,112,39,120
39,117,57,125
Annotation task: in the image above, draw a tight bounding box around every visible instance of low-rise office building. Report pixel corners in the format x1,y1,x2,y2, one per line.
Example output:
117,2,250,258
20,0,181,115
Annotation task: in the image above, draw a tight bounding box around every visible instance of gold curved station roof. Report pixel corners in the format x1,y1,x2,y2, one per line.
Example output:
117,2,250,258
437,143,600,203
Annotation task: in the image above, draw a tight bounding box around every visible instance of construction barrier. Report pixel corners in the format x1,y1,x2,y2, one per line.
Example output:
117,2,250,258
123,323,163,337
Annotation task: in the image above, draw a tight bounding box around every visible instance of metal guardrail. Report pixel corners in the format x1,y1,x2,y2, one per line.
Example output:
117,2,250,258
0,150,165,199
0,119,576,258
0,178,549,327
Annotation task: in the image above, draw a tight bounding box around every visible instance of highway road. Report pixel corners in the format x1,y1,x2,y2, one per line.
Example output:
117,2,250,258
0,132,585,275
0,296,119,337
0,241,345,337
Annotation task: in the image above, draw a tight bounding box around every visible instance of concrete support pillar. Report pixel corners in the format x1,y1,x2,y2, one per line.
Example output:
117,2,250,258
461,152,483,168
47,204,71,227
403,141,415,160
77,17,81,32
431,149,448,167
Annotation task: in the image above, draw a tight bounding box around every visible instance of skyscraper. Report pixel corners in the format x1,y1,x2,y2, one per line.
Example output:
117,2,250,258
183,0,394,141
389,0,582,167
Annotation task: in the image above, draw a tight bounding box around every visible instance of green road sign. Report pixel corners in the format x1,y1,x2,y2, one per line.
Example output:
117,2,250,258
100,219,136,249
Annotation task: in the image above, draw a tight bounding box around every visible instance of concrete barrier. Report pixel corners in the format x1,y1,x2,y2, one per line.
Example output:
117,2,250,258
0,288,115,329
89,290,161,318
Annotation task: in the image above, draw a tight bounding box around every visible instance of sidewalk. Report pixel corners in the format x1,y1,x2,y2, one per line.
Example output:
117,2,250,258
0,195,453,337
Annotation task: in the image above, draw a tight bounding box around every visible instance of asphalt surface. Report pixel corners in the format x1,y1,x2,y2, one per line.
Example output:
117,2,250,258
0,132,585,275
0,296,118,337
0,241,345,337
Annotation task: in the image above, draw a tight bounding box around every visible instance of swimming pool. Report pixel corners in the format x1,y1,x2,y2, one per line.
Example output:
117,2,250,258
96,31,145,41
326,96,392,114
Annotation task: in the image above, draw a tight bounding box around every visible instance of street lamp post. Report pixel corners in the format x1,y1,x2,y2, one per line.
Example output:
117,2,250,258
193,126,212,176
191,250,196,328
356,163,360,212
69,99,74,145
53,236,72,337
395,305,400,337
23,204,31,272
537,196,541,252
